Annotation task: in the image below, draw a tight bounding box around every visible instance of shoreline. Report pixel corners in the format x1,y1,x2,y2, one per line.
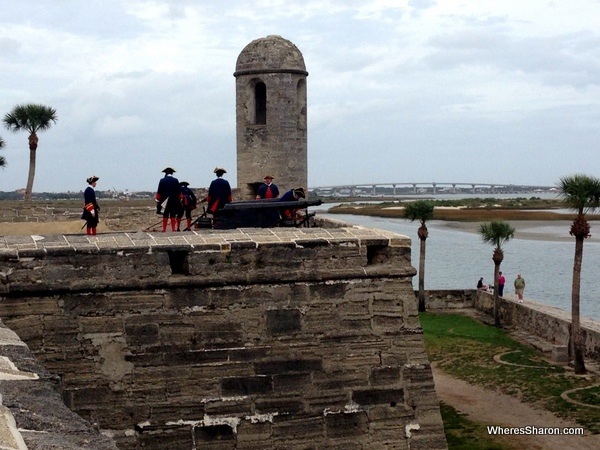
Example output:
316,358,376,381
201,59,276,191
439,220,600,243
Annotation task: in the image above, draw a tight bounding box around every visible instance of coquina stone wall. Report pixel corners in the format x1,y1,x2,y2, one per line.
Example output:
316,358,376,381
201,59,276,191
0,226,447,449
473,290,600,362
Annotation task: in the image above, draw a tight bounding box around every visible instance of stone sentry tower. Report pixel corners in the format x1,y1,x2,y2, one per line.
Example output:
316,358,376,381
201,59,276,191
234,35,308,199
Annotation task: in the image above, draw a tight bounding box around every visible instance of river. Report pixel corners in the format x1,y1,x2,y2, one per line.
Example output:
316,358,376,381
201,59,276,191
315,208,600,321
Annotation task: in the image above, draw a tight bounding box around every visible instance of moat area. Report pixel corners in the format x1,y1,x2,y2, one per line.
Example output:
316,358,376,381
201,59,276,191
321,212,600,321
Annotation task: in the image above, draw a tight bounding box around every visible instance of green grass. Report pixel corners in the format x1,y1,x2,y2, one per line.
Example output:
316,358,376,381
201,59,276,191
420,312,600,441
440,402,518,450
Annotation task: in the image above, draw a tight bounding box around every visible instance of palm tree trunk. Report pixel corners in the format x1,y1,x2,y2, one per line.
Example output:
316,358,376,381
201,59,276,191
571,236,586,374
25,133,38,207
418,237,426,312
493,262,501,327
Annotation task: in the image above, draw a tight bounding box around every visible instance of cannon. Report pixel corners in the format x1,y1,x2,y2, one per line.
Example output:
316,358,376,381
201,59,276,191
213,198,322,229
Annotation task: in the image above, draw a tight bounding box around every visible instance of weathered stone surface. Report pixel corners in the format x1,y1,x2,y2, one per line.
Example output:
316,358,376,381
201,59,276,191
235,35,308,197
0,224,446,449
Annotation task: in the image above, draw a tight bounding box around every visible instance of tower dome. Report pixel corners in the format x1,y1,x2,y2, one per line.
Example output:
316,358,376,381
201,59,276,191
234,35,307,76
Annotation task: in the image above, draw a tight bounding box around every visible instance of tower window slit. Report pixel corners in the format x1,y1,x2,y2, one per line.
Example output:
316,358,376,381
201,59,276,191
255,82,267,124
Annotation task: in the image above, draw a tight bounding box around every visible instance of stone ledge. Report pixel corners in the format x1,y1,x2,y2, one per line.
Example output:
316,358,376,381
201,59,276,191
0,227,410,257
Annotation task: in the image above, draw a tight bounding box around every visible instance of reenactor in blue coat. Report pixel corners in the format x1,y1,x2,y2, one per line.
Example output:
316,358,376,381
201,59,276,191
206,167,232,214
178,181,197,231
155,167,182,232
82,175,100,235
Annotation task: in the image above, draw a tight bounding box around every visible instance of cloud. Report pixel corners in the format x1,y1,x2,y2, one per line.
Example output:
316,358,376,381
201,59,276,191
93,115,146,137
1,0,600,193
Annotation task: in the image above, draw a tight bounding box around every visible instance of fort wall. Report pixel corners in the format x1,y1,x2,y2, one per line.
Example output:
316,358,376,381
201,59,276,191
0,226,447,449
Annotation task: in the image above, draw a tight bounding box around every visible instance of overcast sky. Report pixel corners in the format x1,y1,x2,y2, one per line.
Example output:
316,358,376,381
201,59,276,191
1,0,599,193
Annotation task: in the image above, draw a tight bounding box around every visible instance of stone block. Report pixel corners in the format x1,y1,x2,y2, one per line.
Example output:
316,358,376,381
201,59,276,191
194,424,236,445
236,420,273,444
370,366,401,385
138,425,194,450
254,358,323,375
221,375,273,395
324,411,369,438
272,372,312,393
166,349,229,366
79,316,123,334
309,282,348,301
352,388,404,407
125,323,159,346
0,296,59,317
254,397,305,415
164,288,210,309
159,323,195,345
204,397,253,416
266,308,301,335
272,415,325,440
150,403,205,422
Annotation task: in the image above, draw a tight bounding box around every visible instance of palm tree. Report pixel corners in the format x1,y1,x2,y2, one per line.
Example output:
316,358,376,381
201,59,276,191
479,221,515,327
404,200,435,312
0,136,6,168
3,104,58,206
558,174,600,374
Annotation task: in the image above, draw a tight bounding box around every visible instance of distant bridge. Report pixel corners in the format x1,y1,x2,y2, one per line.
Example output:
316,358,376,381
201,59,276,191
309,182,557,196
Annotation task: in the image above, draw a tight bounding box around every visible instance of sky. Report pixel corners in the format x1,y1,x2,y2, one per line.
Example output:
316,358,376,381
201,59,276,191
0,0,599,193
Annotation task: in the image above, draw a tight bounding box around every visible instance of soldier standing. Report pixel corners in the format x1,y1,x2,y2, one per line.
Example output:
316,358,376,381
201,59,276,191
155,167,182,232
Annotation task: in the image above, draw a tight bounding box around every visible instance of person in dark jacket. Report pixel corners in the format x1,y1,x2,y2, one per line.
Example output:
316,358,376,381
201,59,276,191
155,167,182,232
206,167,232,214
256,175,279,199
279,187,305,221
82,175,100,235
178,181,197,231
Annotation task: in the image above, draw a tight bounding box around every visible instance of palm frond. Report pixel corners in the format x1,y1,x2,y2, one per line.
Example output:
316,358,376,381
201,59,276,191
3,103,58,134
403,200,435,225
479,221,515,247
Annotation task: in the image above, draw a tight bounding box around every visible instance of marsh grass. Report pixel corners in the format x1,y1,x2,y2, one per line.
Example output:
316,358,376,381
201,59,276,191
329,198,600,221
421,313,600,434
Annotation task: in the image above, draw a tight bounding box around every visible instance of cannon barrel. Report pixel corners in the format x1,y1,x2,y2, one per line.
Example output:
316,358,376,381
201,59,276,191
215,198,322,229
222,198,322,210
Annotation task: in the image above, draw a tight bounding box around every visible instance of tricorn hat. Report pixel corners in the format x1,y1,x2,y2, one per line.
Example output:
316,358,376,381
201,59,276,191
180,181,190,186
162,167,176,174
86,175,99,184
293,187,306,198
214,167,227,174
264,175,274,180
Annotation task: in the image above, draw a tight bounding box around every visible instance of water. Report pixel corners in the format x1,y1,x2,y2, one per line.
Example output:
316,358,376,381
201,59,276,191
317,211,600,321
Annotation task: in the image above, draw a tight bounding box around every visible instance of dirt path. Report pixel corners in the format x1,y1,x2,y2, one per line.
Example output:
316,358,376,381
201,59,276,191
432,366,600,450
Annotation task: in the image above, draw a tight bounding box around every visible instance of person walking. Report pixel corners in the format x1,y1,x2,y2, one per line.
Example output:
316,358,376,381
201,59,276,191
206,167,232,214
256,175,279,199
514,273,526,302
155,167,182,232
178,181,197,231
82,175,100,236
498,271,506,297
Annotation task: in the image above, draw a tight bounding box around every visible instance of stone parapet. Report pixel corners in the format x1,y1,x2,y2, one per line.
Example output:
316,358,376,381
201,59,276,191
0,227,413,295
0,227,447,449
